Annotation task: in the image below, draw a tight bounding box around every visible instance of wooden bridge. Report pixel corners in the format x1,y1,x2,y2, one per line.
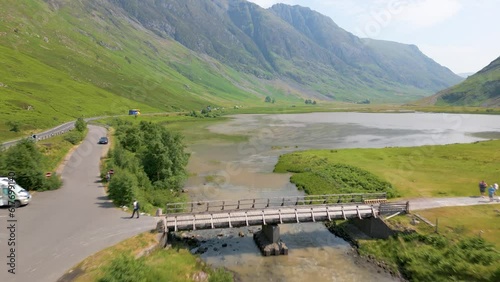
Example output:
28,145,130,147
161,193,408,232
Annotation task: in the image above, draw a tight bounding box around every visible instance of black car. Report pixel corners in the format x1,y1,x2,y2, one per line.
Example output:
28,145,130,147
98,137,108,144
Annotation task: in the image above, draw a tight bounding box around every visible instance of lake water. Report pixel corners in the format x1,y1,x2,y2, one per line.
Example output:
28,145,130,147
182,112,500,281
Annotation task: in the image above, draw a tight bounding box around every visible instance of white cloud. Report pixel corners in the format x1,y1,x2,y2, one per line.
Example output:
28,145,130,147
343,0,463,38
394,0,462,28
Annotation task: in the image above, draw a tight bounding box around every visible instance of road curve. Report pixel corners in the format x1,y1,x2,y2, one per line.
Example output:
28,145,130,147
1,117,112,149
0,125,157,282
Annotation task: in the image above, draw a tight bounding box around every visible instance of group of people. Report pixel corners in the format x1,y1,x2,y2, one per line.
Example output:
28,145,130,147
479,180,499,201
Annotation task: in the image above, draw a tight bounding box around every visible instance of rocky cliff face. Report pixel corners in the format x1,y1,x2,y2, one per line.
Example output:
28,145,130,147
111,0,463,102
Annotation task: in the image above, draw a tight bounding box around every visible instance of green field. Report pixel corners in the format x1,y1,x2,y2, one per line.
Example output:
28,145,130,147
275,140,500,198
415,205,500,248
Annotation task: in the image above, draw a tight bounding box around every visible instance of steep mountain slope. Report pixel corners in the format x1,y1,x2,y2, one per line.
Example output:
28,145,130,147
0,0,287,139
269,4,461,91
0,0,466,140
418,56,500,107
113,0,462,102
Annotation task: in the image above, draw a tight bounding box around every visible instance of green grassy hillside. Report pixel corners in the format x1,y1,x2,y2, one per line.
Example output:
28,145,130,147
0,0,471,142
0,0,303,141
417,56,500,107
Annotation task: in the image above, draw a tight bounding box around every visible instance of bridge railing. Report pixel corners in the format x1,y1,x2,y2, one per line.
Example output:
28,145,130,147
165,192,387,214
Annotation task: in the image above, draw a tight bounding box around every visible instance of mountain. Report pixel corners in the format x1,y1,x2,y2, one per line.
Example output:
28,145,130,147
417,56,500,107
0,0,463,137
112,0,462,102
268,4,461,92
458,72,474,78
0,0,272,137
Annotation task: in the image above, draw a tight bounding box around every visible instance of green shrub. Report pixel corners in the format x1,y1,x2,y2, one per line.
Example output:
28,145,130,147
276,154,398,197
64,131,84,145
209,267,233,282
0,139,46,190
110,146,140,172
360,233,500,282
6,121,21,132
107,170,137,206
41,173,63,191
98,253,149,282
139,121,189,187
105,121,189,212
75,117,87,132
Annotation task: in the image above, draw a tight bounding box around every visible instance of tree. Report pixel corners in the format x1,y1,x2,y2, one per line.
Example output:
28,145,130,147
139,122,189,189
0,139,45,190
265,96,272,103
107,170,137,206
75,117,87,132
119,125,143,153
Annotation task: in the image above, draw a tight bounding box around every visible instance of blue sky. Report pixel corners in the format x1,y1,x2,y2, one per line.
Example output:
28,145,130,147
247,0,500,74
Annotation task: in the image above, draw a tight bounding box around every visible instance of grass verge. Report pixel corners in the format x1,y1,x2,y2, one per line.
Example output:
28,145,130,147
64,231,232,282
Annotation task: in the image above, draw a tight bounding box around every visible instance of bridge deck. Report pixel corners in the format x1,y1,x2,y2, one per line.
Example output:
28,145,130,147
165,204,379,232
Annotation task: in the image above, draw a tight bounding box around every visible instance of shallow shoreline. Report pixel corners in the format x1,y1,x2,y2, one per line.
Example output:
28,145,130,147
326,221,406,282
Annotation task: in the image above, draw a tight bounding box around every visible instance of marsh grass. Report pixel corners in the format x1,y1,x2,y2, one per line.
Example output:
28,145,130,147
357,224,500,282
275,140,500,198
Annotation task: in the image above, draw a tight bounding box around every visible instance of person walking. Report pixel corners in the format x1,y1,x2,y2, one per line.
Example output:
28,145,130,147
479,180,487,198
131,199,140,219
488,185,496,202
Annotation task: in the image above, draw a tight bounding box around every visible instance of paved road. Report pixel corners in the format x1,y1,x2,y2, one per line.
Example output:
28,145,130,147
0,117,113,149
0,125,157,282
